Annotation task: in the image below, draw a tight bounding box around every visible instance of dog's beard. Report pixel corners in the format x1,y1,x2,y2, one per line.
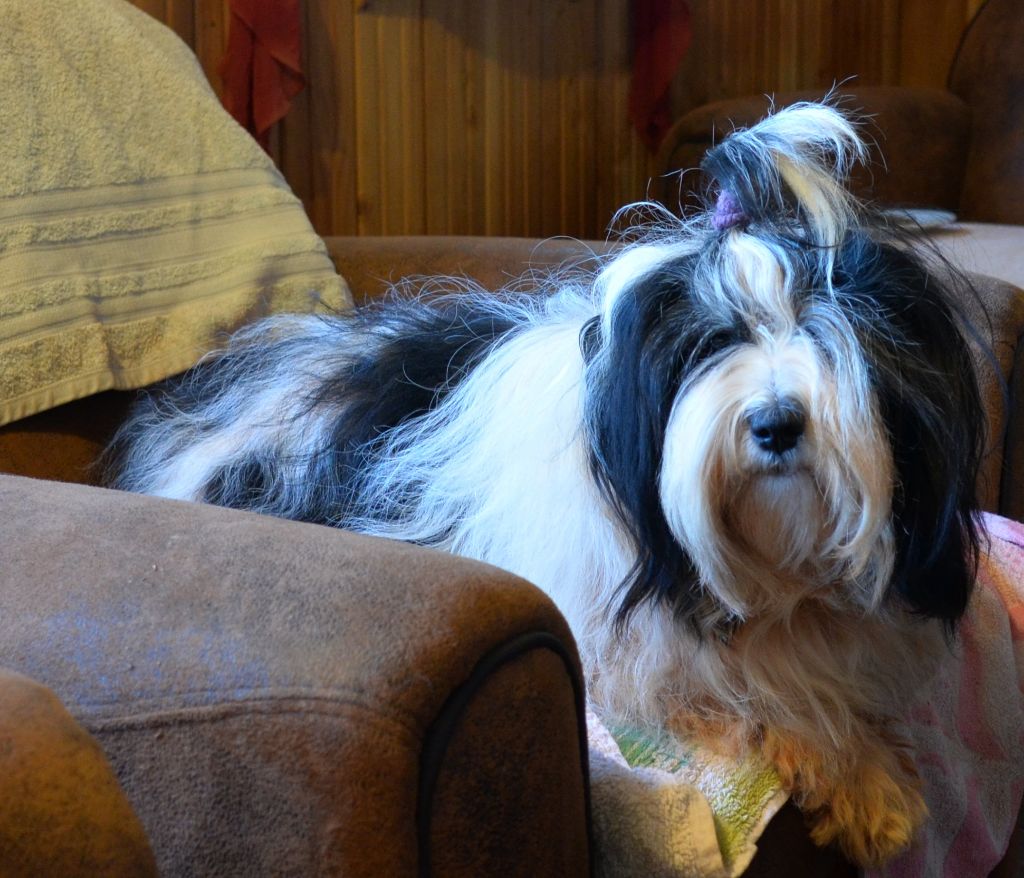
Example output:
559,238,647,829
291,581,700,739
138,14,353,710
727,470,825,573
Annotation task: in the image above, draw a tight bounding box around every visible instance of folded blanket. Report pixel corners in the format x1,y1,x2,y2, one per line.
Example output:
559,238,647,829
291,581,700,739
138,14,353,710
588,709,786,877
588,512,1024,878
0,0,348,425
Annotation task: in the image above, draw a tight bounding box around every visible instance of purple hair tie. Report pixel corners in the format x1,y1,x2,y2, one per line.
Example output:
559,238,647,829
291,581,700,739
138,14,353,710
711,189,749,231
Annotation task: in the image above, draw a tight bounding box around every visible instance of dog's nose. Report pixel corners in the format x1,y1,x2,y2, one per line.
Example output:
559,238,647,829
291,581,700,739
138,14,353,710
747,404,806,455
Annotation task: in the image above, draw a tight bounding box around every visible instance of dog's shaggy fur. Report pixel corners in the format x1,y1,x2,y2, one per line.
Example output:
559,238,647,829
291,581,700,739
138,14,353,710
105,103,987,865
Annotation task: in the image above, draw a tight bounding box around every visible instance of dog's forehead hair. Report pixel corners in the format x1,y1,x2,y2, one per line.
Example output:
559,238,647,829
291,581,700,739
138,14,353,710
692,232,802,336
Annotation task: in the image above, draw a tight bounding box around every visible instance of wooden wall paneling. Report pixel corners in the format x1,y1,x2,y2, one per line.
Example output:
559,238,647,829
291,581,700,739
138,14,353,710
422,1,470,234
519,1,547,238
303,1,359,237
130,0,168,29
124,0,983,240
274,43,313,223
480,4,506,237
487,4,512,237
670,0,710,124
592,0,623,228
593,0,649,233
536,2,568,239
870,0,902,84
555,2,583,239
193,0,229,100
794,0,825,92
490,4,546,240
129,0,194,48
964,0,987,18
390,9,427,234
353,3,424,235
573,4,598,239
882,0,904,83
898,0,975,88
497,1,532,238
352,7,381,234
454,3,488,237
826,2,870,85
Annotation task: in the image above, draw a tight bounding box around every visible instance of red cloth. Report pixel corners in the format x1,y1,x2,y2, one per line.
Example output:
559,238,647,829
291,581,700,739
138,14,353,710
629,0,691,151
219,0,305,148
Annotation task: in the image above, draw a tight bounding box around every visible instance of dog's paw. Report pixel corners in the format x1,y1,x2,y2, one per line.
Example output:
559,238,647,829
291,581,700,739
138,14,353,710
806,758,927,866
760,725,926,866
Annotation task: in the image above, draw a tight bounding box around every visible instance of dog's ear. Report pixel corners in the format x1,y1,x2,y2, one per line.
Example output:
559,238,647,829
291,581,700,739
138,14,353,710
835,235,985,625
583,257,708,632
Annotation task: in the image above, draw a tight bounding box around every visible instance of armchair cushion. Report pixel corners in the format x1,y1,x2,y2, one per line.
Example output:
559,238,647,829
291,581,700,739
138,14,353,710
0,669,157,877
0,0,348,428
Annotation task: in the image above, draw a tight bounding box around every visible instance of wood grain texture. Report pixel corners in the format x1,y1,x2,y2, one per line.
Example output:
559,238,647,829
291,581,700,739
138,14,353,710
129,0,981,239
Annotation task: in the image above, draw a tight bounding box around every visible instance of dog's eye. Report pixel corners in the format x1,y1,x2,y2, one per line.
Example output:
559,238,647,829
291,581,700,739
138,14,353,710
702,328,740,356
681,327,741,371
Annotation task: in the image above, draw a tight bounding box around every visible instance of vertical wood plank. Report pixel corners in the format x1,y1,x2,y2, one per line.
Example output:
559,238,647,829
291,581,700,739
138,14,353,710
899,0,972,87
164,0,196,46
352,3,428,234
481,4,504,236
192,0,230,99
275,15,313,225
521,0,546,237
422,0,473,234
301,1,358,235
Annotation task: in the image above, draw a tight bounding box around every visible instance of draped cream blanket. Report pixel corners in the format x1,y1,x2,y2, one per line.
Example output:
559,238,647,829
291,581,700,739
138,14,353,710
0,0,349,424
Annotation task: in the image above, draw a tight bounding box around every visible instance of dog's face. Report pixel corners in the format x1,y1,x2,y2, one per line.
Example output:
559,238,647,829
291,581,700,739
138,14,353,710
584,114,984,635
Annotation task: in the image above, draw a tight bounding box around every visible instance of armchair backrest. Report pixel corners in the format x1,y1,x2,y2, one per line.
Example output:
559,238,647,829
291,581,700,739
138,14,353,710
948,0,1024,223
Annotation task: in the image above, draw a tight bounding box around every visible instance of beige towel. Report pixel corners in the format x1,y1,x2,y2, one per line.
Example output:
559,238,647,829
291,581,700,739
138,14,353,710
588,706,787,877
0,0,349,425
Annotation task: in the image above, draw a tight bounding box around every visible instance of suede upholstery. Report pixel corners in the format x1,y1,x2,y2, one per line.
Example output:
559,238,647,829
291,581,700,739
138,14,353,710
0,669,157,876
963,273,1024,515
0,475,589,876
327,234,613,305
948,0,1024,224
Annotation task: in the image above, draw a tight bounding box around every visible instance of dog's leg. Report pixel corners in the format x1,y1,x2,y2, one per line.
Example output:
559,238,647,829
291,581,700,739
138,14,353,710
761,724,926,867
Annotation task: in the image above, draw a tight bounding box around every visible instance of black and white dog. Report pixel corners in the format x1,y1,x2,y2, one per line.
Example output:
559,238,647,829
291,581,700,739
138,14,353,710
106,103,986,866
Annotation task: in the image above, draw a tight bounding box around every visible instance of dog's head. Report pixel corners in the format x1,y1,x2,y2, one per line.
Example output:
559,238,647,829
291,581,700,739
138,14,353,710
583,103,985,633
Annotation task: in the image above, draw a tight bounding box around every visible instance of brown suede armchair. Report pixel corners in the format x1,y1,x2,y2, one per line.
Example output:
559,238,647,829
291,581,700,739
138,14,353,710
656,0,1024,225
0,234,1022,876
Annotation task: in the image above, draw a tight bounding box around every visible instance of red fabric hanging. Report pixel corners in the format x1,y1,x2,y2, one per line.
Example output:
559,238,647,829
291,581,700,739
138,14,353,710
219,0,306,149
629,0,692,151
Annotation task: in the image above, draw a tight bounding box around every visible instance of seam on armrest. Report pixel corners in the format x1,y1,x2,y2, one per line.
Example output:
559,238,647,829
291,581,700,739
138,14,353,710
416,630,593,878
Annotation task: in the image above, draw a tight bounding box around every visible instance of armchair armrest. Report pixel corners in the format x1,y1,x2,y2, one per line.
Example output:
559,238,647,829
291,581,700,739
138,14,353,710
657,87,971,213
0,475,590,877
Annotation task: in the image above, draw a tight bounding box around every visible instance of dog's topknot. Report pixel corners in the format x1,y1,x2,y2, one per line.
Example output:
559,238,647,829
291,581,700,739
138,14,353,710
700,101,869,248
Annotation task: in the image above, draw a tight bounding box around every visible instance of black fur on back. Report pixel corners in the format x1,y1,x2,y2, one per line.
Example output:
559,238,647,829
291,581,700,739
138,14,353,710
103,293,521,528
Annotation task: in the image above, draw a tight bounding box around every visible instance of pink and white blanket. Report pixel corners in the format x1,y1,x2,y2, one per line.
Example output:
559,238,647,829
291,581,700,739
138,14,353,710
869,513,1024,877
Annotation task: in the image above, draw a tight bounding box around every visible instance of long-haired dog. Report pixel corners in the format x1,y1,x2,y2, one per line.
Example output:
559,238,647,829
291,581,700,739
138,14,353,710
105,103,986,866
